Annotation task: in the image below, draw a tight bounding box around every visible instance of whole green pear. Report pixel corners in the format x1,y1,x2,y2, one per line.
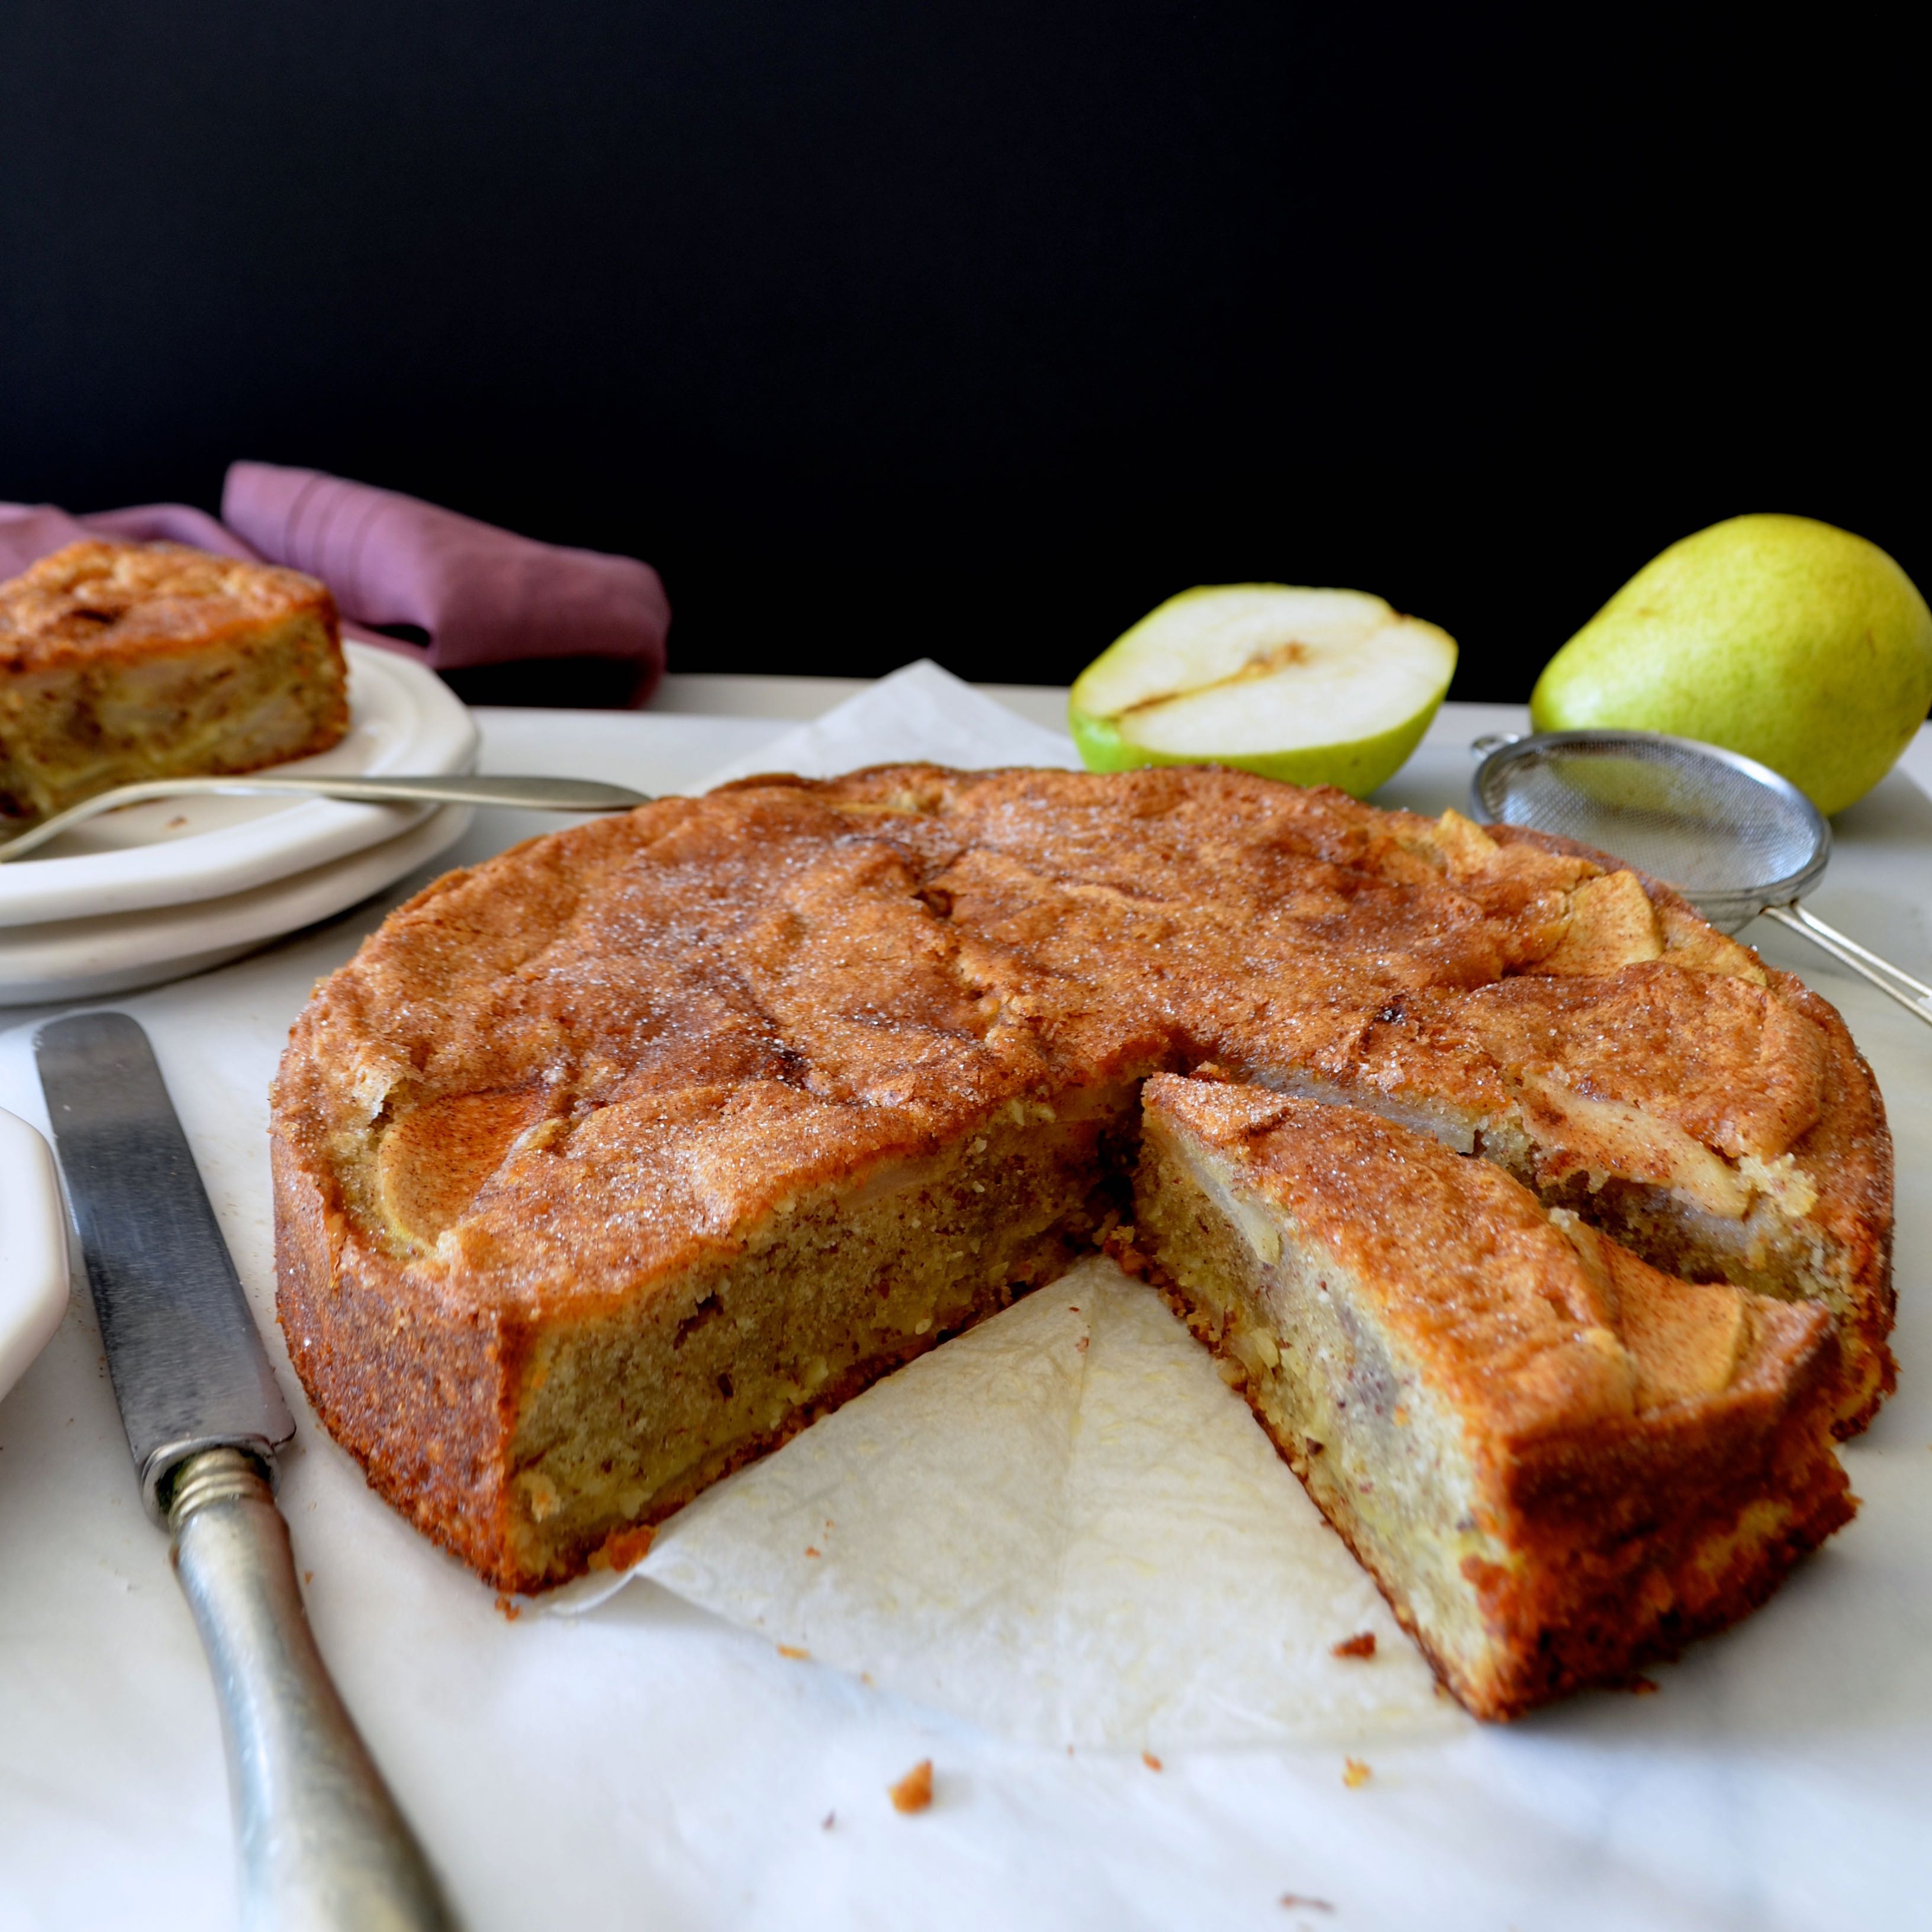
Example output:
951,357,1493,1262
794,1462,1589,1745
1530,514,1932,815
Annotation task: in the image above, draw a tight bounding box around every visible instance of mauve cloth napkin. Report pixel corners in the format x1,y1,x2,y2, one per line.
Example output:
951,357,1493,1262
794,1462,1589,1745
0,462,669,706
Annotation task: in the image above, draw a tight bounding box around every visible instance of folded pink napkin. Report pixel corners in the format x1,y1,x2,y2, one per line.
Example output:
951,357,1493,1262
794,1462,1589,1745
0,463,669,706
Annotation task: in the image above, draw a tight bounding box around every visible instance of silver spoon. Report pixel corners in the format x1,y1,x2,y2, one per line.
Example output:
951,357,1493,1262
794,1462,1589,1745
0,772,653,864
1471,727,1932,1030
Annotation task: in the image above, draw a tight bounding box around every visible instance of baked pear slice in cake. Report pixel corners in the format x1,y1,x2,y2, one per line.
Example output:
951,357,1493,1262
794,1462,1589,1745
1132,1076,1854,1720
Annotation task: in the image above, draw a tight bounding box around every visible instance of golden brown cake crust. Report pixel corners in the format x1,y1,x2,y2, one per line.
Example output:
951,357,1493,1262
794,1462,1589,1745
1141,1077,1653,1441
1139,1074,1849,1438
269,764,1894,1596
0,539,339,673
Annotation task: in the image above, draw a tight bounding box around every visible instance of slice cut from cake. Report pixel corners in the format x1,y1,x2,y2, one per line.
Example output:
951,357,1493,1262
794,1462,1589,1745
1132,1074,1853,1719
0,539,347,826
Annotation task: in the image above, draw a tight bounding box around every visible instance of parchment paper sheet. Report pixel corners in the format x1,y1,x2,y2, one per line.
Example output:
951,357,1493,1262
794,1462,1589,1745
603,1261,1457,1747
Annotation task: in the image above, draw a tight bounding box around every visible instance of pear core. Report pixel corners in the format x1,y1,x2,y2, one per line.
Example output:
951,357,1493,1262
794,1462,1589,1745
1070,584,1457,799
1531,514,1932,817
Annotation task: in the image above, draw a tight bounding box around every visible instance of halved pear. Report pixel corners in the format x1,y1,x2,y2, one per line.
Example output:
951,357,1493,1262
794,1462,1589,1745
1068,585,1457,798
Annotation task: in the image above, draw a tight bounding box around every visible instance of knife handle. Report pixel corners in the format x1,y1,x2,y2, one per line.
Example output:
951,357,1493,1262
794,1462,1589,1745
168,1450,455,1932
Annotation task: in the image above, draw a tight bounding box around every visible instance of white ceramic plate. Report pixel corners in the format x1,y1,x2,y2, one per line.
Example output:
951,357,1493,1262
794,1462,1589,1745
0,644,476,929
0,804,473,1004
0,1106,67,1406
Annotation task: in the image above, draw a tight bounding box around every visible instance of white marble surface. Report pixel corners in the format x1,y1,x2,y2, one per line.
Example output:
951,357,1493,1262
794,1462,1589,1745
1,674,1928,1932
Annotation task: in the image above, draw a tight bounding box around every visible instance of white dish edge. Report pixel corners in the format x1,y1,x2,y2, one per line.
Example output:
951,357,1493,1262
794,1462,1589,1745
0,1107,69,1406
0,804,473,1003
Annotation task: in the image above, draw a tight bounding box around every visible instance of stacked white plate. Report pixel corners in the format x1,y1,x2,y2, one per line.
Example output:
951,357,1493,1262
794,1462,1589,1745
0,643,477,1004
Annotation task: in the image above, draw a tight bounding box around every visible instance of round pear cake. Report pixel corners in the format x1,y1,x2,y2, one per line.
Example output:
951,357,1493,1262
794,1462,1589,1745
271,764,1892,1717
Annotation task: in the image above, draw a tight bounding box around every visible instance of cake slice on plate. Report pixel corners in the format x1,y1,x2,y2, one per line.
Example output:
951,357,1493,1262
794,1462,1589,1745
1132,1074,1853,1718
0,540,347,827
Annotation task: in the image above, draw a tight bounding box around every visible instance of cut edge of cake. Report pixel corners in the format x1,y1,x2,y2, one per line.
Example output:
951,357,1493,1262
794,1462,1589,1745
277,1076,1147,1590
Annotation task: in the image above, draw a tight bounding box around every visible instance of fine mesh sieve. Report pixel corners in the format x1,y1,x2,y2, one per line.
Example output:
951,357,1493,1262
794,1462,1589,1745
1471,728,1932,1029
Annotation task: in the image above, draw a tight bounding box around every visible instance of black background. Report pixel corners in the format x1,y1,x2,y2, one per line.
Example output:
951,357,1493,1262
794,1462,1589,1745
1,2,1921,700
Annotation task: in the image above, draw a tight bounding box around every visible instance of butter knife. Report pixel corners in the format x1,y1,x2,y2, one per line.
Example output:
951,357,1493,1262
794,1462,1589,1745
35,1011,452,1932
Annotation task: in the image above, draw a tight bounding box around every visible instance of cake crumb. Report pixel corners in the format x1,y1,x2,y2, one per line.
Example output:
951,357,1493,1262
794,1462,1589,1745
888,1760,934,1813
821,1811,836,1830
1142,1751,1163,1772
778,1644,810,1660
493,1593,521,1622
805,1546,821,1558
597,1522,655,1573
1331,1631,1377,1660
1341,1758,1371,1789
1076,1335,1090,1353
1624,1674,1660,1695
303,1571,314,1586
1279,1897,1333,1913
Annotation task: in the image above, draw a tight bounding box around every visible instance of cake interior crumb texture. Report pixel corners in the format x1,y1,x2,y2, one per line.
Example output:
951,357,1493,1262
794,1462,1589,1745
0,539,347,824
505,1087,1136,1575
269,764,1892,1714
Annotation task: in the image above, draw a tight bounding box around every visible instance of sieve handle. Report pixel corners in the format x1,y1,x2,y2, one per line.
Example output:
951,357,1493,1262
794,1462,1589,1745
1761,904,1932,1029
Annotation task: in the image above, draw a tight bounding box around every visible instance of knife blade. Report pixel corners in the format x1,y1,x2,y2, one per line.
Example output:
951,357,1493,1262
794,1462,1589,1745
36,1011,451,1932
35,1009,293,1518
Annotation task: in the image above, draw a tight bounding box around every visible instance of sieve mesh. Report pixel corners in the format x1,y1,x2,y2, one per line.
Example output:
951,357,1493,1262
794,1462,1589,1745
1471,732,1828,930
